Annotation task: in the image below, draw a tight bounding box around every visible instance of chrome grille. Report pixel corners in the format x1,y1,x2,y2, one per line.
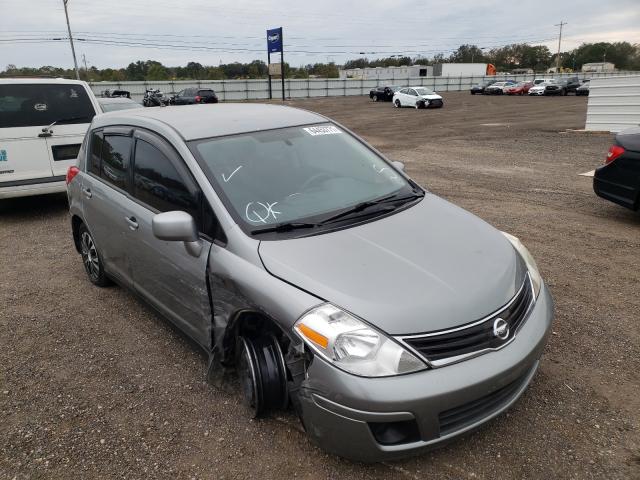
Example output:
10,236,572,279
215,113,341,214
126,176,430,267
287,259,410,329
399,274,534,367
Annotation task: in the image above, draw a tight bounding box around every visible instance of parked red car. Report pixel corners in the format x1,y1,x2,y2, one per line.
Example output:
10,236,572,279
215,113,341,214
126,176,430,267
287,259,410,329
506,81,534,95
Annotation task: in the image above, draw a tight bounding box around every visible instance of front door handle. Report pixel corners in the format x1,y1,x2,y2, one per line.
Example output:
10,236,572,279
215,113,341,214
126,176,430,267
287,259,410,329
125,216,139,230
81,187,92,198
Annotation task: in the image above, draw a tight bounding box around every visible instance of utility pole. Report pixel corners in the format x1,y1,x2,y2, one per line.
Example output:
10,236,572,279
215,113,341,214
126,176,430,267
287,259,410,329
62,0,80,80
554,21,567,73
82,54,88,80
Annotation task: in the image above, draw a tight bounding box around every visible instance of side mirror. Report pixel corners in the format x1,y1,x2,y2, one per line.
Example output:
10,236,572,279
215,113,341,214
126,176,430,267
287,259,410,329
152,211,202,256
392,160,405,171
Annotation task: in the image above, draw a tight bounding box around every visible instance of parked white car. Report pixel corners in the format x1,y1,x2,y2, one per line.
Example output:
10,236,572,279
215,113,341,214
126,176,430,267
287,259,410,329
393,87,444,109
528,81,552,96
0,78,100,199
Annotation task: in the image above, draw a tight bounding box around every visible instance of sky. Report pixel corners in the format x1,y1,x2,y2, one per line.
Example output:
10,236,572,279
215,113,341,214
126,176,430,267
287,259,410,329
1,0,639,69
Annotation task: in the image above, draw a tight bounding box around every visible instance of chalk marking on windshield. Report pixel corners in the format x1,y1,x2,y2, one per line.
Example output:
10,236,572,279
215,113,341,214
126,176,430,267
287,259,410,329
222,165,242,183
245,201,281,223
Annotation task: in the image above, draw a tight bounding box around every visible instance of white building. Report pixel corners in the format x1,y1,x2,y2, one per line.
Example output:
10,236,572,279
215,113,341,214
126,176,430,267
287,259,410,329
582,62,615,73
339,65,432,80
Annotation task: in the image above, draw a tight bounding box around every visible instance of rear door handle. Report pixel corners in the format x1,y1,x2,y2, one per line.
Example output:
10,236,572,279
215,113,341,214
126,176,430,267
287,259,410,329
81,187,92,198
125,216,139,230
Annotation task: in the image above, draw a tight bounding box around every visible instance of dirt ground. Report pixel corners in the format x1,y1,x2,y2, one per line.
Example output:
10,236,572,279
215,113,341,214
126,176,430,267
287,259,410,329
1,92,639,479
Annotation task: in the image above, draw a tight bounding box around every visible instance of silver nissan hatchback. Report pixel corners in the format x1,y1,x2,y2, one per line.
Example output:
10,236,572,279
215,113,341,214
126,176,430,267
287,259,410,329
67,104,553,462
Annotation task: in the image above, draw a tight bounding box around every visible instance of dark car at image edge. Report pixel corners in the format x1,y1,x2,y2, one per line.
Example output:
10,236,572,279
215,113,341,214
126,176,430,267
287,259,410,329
593,126,640,210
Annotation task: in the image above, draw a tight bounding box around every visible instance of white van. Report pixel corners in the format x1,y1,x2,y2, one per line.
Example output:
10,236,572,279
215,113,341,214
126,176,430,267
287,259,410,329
0,78,100,199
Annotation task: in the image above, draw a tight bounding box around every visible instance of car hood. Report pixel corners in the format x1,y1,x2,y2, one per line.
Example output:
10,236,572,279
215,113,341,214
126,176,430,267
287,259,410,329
258,195,527,335
420,94,443,100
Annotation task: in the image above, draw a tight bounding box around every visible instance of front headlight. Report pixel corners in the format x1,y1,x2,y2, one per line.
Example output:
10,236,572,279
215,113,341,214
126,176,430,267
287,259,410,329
502,232,542,298
294,304,427,377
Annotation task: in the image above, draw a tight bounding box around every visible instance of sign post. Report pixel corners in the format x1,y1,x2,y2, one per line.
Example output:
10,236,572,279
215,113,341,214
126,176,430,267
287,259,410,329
267,27,285,101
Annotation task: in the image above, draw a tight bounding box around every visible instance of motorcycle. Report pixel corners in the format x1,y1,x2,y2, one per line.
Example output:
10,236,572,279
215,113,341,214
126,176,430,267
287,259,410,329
143,88,168,107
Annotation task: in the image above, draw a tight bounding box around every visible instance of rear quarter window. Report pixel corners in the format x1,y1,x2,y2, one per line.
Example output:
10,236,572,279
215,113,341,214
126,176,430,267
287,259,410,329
0,84,96,128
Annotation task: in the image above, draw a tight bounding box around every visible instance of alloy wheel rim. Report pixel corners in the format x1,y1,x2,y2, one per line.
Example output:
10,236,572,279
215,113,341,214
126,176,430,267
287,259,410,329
80,231,100,280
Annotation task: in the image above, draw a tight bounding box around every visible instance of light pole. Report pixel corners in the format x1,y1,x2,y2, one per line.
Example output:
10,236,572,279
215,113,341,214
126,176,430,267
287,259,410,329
62,0,80,80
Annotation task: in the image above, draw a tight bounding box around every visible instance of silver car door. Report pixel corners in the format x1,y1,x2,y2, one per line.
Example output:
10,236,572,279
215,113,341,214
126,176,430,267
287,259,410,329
81,128,135,287
125,130,213,347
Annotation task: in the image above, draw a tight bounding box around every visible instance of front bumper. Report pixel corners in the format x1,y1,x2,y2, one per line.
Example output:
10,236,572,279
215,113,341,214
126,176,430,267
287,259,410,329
297,284,554,462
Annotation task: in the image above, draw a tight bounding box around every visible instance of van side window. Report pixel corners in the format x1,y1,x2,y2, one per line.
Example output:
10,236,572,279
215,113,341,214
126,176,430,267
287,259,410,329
132,139,199,220
100,135,131,191
89,132,103,175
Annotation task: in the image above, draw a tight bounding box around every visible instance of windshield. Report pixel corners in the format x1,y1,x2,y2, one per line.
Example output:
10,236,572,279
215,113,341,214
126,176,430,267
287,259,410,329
414,87,435,95
0,83,96,128
189,123,412,231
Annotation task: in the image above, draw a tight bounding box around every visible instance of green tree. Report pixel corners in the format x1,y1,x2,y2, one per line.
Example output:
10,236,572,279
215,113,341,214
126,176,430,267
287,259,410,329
147,63,169,80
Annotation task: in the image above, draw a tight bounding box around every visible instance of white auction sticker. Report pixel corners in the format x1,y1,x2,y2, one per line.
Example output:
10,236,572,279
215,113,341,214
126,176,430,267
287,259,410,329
303,125,342,136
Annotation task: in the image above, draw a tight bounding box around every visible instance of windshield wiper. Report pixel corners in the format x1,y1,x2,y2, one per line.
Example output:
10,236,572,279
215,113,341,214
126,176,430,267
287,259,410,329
39,115,92,137
320,190,424,225
251,221,320,235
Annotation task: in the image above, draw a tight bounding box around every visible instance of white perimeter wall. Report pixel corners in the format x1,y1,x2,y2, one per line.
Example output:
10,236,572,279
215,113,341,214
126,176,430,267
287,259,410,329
585,75,640,132
90,71,638,105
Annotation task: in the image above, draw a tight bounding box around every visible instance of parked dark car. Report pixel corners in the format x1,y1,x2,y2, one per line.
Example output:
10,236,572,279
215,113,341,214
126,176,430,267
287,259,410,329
576,79,590,96
100,89,131,99
544,77,581,96
470,80,496,94
593,127,640,210
171,88,218,105
369,85,400,102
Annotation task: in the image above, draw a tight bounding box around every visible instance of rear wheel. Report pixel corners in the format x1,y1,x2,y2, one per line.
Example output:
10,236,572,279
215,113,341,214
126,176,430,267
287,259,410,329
79,224,109,287
394,99,401,108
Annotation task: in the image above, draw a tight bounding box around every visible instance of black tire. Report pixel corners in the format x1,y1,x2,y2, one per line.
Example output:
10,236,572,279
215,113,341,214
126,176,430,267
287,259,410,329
78,223,110,287
471,91,476,95
236,334,287,418
563,89,568,96
373,95,379,102
394,99,401,108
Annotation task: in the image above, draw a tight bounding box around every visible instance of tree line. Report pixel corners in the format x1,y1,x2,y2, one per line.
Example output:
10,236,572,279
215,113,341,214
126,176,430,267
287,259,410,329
2,41,638,81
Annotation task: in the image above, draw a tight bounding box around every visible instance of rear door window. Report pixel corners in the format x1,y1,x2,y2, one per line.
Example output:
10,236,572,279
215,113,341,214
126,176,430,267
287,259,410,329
0,84,95,128
100,135,131,191
89,131,103,175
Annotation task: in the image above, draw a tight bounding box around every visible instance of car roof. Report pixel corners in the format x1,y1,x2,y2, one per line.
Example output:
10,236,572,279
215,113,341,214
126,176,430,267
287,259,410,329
0,78,89,86
92,103,327,140
97,97,137,103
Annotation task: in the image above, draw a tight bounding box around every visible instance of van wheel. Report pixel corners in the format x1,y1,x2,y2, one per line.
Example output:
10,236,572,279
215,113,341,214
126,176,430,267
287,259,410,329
394,99,401,108
237,334,288,418
79,224,110,287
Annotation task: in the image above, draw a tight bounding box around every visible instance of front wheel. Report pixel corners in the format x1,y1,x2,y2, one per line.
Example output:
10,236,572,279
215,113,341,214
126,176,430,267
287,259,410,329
79,224,110,287
236,334,288,418
394,99,401,108
373,95,379,102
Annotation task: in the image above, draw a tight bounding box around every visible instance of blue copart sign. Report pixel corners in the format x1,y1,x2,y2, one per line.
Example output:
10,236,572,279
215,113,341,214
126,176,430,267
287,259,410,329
267,27,283,53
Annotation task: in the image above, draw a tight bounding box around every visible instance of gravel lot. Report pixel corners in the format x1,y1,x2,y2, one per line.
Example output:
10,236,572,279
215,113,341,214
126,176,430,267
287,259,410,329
1,92,639,479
